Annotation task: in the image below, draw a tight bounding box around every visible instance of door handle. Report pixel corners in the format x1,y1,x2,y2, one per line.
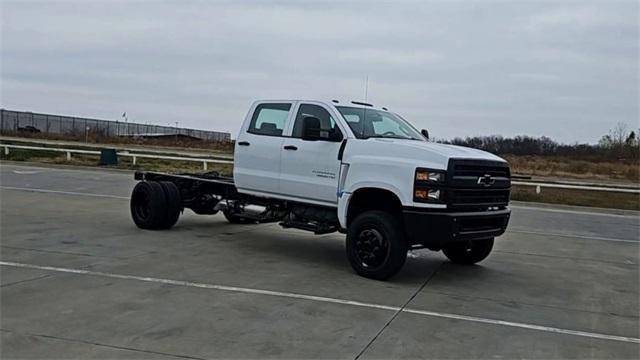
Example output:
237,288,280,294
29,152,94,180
238,141,250,146
283,145,298,151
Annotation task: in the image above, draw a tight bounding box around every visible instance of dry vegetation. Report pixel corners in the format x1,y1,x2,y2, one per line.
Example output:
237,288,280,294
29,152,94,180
446,123,640,185
1,130,234,153
504,155,639,183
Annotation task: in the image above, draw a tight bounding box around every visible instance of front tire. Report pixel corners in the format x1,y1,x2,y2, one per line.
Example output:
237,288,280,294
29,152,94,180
443,237,494,264
346,211,408,280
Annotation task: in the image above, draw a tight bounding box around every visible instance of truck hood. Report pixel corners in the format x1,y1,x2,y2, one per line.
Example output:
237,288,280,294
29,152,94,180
357,138,506,165
393,140,505,161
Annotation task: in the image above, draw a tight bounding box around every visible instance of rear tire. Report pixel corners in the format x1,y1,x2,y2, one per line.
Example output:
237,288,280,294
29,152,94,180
443,237,494,264
223,210,257,224
159,181,181,229
130,181,167,230
346,210,408,280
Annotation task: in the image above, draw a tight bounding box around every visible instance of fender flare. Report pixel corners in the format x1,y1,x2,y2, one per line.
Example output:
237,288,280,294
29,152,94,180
337,183,405,228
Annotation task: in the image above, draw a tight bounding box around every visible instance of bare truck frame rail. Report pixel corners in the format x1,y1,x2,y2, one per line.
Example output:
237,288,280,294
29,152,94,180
132,171,341,233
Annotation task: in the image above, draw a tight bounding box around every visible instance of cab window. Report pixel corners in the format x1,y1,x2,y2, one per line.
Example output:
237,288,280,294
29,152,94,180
248,103,291,136
291,104,341,139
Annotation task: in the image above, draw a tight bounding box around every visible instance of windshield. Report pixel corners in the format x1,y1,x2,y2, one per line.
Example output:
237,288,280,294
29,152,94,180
336,106,423,140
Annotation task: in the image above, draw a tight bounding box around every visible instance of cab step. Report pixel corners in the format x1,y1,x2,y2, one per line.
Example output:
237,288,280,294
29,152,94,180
279,220,338,235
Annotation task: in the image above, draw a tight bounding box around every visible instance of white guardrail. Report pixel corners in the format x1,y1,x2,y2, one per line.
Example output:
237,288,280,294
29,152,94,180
0,136,234,160
1,143,639,194
1,144,232,171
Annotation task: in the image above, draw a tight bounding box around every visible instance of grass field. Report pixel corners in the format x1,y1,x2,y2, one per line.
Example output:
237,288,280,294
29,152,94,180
504,154,639,183
1,130,233,153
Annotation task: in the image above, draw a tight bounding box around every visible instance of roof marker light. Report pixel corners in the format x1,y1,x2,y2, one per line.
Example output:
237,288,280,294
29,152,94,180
351,101,373,107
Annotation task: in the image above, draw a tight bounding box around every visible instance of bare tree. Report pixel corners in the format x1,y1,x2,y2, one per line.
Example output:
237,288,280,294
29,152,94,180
612,122,629,144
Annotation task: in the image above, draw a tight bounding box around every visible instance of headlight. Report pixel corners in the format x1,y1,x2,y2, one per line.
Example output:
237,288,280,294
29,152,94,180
415,170,444,183
414,168,446,203
414,189,441,201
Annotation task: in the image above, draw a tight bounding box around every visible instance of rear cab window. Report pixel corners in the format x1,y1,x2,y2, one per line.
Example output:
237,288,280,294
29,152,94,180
247,103,291,136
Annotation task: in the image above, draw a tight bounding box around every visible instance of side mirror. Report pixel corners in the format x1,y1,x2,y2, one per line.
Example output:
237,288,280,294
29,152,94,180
421,129,429,140
302,117,343,142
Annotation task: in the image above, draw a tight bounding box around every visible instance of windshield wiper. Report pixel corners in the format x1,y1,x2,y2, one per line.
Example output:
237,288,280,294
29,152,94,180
363,135,422,141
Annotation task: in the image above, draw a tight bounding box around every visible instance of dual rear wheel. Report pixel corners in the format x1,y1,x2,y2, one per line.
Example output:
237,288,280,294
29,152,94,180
131,181,256,229
130,181,181,230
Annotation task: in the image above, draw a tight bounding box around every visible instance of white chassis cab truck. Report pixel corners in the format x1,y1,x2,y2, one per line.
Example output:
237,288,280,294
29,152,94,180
130,99,511,280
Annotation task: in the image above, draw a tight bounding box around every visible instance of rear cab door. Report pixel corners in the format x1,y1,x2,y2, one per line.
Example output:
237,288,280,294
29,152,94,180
233,101,294,194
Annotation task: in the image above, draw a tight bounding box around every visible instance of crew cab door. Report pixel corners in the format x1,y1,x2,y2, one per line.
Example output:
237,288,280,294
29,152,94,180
233,102,293,194
279,103,345,205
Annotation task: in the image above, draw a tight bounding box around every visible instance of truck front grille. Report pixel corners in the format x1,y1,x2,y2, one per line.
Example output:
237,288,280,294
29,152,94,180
452,163,510,178
449,189,510,207
446,159,511,210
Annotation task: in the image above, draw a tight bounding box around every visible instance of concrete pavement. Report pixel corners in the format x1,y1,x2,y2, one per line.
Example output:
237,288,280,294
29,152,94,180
1,163,638,359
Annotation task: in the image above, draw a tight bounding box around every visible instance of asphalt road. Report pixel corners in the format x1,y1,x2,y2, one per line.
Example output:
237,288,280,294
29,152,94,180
1,163,638,359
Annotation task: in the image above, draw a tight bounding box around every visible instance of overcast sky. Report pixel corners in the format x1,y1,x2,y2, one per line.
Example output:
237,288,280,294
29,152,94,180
1,0,638,143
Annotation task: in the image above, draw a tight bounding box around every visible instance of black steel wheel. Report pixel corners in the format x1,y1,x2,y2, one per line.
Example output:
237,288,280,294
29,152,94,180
442,237,494,265
159,181,181,229
354,228,390,269
130,181,167,230
346,210,408,280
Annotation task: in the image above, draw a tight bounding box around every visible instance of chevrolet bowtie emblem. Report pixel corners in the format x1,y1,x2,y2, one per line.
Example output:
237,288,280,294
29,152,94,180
477,174,495,187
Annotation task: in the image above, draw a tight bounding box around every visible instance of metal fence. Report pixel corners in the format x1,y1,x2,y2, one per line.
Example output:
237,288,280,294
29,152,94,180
0,109,231,142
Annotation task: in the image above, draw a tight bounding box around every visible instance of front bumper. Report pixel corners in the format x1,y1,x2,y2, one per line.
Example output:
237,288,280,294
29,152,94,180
403,207,511,250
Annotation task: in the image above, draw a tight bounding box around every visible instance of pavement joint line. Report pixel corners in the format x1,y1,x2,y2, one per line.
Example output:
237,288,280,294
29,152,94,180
1,260,638,345
0,274,53,288
508,229,639,244
0,186,129,200
0,328,208,360
354,261,445,360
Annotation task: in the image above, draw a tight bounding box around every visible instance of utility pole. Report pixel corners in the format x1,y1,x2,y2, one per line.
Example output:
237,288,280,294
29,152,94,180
121,112,128,136
175,121,179,144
